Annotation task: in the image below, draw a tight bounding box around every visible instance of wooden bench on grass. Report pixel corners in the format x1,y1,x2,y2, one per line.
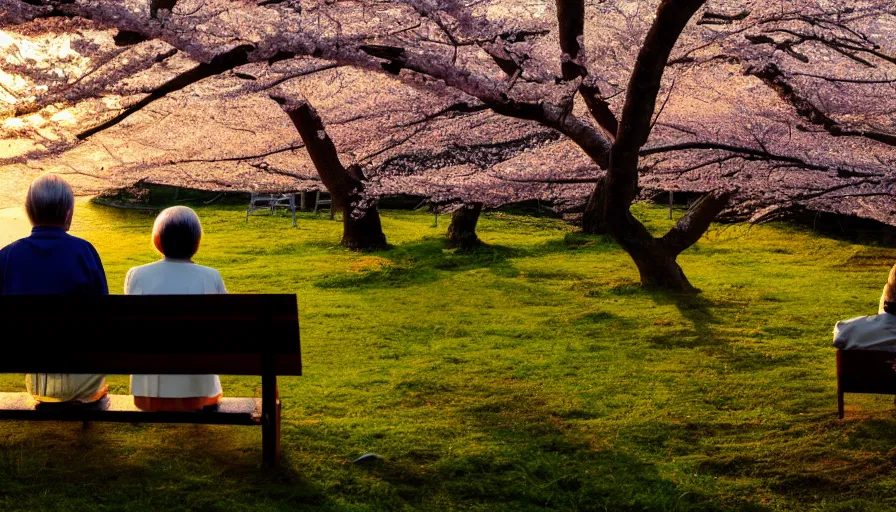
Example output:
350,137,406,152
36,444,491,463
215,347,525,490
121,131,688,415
837,349,896,419
0,294,301,467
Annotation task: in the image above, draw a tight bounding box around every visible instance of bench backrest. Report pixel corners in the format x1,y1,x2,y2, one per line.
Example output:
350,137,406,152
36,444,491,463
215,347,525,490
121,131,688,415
0,294,301,376
837,349,896,394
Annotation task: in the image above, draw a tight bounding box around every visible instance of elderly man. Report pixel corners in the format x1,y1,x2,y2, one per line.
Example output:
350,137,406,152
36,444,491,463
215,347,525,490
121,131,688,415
0,174,108,403
833,265,896,351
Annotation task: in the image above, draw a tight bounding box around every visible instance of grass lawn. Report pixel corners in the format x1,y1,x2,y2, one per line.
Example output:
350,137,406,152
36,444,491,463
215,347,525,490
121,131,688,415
0,199,894,511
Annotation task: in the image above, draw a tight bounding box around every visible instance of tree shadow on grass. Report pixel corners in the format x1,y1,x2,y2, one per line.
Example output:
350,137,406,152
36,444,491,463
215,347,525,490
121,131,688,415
314,238,524,289
0,422,328,511
409,385,751,511
581,282,723,350
692,415,896,506
649,289,720,344
607,286,805,371
531,232,618,255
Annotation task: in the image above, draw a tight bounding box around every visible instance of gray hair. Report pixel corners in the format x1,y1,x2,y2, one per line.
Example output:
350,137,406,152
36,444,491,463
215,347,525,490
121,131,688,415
152,206,203,259
25,174,75,227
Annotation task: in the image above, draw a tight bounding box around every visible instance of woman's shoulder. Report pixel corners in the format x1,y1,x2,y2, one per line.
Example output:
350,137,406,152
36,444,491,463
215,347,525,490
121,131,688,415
194,264,221,277
127,259,165,275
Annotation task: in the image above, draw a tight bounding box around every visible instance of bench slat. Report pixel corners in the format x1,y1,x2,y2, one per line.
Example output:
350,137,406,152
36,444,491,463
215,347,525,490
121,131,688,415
0,354,302,376
0,393,261,425
0,294,301,355
0,294,302,376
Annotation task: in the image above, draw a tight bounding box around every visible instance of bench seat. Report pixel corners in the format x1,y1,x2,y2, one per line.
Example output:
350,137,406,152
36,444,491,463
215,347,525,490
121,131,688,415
0,393,262,425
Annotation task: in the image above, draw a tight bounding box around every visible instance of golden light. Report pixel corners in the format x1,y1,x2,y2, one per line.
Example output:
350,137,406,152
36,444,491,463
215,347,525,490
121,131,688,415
0,28,93,149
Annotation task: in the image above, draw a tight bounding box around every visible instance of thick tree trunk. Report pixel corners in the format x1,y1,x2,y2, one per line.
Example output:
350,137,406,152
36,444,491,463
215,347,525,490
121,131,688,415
271,96,388,250
628,241,695,291
341,198,388,249
605,205,697,291
447,203,483,249
581,177,607,234
607,190,732,292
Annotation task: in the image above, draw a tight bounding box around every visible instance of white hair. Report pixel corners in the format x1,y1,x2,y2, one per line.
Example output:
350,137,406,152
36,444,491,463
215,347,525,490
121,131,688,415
152,206,203,259
25,174,75,227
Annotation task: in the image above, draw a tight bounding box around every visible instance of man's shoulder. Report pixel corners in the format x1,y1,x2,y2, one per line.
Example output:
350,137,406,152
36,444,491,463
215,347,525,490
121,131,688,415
0,237,29,260
0,239,20,256
62,233,100,253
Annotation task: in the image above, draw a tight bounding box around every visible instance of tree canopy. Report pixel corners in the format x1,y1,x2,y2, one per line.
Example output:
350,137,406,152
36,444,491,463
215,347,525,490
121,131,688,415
1,0,893,222
2,0,896,288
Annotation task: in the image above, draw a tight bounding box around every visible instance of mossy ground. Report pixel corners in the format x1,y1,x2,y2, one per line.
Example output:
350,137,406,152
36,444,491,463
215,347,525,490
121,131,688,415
0,200,894,511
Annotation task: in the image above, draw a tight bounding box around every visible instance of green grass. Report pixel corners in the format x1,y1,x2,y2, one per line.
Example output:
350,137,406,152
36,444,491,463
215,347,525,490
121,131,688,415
1,200,895,511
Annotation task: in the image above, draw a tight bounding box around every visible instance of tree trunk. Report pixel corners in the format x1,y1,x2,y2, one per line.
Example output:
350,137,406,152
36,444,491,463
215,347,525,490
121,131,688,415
341,197,388,249
581,177,607,234
271,95,388,250
605,190,731,292
604,204,698,291
628,240,695,291
447,203,483,249
598,0,708,291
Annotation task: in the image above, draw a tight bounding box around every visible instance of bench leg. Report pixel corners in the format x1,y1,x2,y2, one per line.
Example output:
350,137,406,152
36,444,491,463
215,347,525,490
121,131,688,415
262,372,281,468
837,390,844,419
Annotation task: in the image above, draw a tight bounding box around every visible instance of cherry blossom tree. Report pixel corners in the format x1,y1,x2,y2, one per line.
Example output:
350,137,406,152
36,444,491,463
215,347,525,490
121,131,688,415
2,0,896,290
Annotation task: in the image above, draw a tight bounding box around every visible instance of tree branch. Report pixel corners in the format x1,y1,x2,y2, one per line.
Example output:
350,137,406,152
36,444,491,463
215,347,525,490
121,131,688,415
16,0,613,168
268,94,360,200
556,0,586,81
580,84,619,141
747,62,896,147
77,44,256,140
661,190,733,255
166,144,307,165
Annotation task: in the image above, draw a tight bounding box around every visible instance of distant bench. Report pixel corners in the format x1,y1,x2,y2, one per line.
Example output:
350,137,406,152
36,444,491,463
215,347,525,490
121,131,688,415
837,349,896,419
0,294,301,467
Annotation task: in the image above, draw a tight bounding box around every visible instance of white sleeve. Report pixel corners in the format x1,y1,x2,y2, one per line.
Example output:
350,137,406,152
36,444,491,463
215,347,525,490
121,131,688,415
124,268,135,295
833,321,848,349
216,271,227,294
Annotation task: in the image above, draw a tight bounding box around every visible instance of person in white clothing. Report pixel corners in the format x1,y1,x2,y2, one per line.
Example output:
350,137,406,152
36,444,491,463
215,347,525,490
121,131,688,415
125,206,225,411
834,264,896,351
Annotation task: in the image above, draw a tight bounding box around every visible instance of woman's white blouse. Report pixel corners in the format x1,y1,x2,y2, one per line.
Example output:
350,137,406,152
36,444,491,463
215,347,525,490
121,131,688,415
125,259,226,398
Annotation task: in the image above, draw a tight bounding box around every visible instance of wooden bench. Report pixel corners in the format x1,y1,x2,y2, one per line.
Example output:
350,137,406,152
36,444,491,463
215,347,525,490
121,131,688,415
837,349,896,419
246,192,297,227
0,294,301,467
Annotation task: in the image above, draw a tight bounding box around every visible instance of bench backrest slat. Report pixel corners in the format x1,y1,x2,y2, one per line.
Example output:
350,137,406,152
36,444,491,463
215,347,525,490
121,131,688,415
838,349,896,394
0,294,301,376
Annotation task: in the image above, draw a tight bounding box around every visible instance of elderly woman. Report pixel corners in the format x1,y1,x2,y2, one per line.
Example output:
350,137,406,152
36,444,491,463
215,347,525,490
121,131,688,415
125,206,225,411
0,174,108,404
